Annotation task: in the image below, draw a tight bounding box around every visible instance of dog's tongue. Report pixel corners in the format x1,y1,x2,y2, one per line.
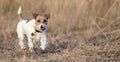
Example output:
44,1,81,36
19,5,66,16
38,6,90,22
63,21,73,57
42,27,45,30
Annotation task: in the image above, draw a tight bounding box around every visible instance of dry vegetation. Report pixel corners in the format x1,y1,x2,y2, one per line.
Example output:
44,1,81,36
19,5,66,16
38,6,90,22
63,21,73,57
0,0,120,62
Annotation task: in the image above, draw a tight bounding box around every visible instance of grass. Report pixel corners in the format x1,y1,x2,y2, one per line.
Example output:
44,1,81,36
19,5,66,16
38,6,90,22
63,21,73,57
0,0,120,62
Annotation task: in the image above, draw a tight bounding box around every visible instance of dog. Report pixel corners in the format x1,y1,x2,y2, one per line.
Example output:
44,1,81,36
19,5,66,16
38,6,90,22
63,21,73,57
17,6,49,51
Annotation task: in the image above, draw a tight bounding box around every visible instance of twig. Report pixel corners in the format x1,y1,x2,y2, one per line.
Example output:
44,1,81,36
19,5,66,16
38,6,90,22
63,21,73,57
104,0,118,18
93,19,108,39
90,16,120,39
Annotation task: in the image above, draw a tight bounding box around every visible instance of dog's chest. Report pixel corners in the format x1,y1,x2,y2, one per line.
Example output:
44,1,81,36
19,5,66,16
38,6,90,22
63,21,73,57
32,33,42,41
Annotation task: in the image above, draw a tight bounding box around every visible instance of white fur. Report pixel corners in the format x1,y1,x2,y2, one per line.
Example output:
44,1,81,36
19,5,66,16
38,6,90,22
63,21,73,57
17,6,47,51
18,6,22,14
17,19,47,51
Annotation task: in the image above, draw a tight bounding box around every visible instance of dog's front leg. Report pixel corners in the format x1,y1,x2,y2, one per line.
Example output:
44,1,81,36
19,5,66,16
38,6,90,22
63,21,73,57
40,33,47,51
27,36,34,51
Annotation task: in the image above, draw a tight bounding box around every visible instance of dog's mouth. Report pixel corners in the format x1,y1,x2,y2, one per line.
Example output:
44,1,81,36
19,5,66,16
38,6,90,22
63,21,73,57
35,24,47,32
35,26,46,33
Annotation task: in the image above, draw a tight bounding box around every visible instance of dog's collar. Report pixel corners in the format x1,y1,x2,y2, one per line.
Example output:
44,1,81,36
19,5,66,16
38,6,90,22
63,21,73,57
35,30,42,33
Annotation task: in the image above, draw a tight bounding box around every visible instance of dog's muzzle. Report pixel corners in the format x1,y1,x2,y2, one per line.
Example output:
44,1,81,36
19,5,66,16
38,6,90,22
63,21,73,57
41,25,46,30
36,23,47,32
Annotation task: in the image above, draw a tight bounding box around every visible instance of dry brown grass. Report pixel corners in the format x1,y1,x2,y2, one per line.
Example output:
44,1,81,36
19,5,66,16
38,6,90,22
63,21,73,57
0,0,120,62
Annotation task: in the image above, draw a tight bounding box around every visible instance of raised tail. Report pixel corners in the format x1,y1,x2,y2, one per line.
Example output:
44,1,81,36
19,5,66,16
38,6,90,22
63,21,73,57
18,6,22,20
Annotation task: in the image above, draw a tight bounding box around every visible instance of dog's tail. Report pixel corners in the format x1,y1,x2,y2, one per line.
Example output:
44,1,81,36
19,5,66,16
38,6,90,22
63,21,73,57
18,6,22,20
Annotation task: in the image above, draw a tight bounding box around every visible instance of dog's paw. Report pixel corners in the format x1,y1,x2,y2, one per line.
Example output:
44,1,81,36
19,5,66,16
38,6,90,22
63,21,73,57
34,48,47,54
29,48,34,52
40,49,48,53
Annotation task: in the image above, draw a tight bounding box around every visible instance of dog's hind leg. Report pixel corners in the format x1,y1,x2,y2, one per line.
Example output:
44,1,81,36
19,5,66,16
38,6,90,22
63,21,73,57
18,33,25,49
17,23,25,49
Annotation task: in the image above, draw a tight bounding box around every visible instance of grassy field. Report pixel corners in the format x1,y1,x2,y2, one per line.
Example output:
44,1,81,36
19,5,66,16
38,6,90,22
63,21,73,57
0,0,120,62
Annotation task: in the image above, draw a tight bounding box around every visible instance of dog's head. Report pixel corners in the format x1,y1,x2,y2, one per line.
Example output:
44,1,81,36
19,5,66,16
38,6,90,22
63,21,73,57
33,13,50,32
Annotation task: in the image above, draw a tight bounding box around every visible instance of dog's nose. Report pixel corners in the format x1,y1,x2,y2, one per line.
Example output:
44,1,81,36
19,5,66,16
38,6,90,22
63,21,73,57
41,25,45,30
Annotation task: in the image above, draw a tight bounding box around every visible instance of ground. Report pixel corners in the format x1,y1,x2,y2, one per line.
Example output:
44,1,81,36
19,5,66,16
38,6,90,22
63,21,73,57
0,0,120,62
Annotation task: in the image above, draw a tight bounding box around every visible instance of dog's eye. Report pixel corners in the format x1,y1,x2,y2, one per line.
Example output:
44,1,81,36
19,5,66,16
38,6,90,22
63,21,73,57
37,20,40,22
43,20,47,22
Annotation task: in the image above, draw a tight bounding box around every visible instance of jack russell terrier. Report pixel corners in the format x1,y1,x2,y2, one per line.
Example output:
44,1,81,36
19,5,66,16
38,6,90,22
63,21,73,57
17,6,49,51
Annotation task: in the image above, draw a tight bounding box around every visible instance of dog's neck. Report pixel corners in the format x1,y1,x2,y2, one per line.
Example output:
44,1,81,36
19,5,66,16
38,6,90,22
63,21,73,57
35,30,42,33
34,25,42,33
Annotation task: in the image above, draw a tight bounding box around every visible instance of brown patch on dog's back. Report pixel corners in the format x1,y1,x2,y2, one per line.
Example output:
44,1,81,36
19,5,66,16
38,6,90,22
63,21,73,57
26,19,32,23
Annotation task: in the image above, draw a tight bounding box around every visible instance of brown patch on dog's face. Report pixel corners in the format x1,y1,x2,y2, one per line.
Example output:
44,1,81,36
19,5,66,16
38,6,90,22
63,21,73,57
35,15,48,25
33,13,49,25
33,13,50,31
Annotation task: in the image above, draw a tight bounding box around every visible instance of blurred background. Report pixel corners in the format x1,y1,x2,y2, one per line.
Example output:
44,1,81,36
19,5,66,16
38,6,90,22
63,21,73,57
0,0,120,62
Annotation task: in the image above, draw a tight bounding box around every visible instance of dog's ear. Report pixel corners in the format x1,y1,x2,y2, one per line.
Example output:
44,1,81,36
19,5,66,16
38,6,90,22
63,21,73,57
33,13,38,19
44,13,50,20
